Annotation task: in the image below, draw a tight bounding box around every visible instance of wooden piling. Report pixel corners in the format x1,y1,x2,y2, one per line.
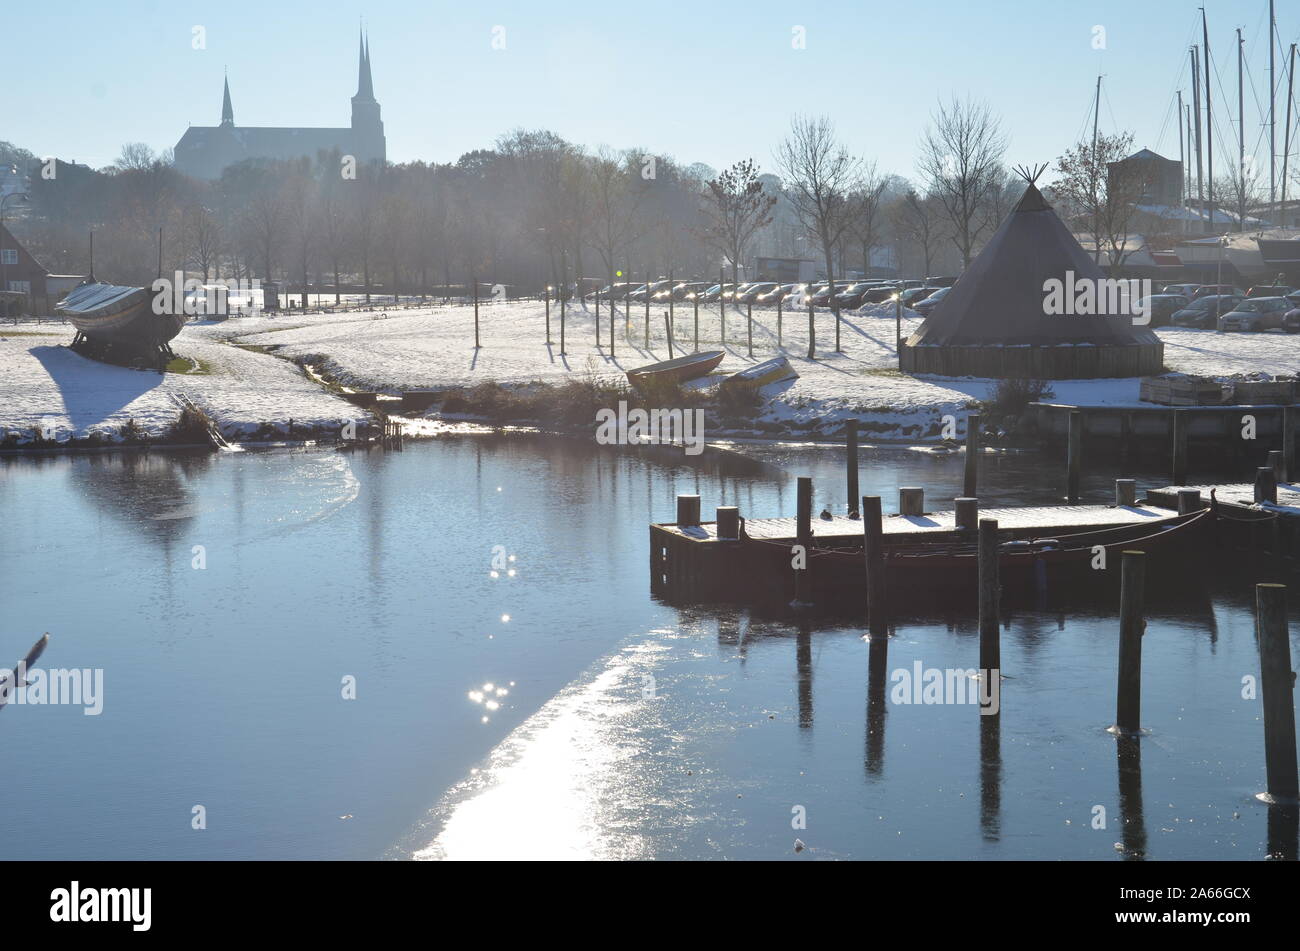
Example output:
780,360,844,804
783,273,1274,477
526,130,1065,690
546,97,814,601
794,477,813,604
1067,409,1082,502
693,294,699,352
1172,409,1188,485
746,302,753,356
845,419,859,517
1115,550,1146,735
899,487,924,516
664,311,674,358
776,295,783,348
964,413,980,498
1115,479,1137,507
862,495,885,636
643,272,650,349
716,506,740,540
955,497,978,531
676,494,701,526
1255,583,1299,803
544,285,551,344
1177,488,1203,514
472,276,481,349
978,518,1000,680
1285,406,1296,483
1256,466,1278,505
1269,449,1285,483
807,297,815,359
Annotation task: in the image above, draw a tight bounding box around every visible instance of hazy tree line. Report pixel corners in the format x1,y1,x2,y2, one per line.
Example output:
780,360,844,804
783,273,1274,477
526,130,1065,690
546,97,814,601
1,99,1030,302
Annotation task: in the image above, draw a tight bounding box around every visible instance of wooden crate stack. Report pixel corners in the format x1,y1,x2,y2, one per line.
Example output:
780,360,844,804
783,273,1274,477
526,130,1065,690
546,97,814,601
1139,376,1228,406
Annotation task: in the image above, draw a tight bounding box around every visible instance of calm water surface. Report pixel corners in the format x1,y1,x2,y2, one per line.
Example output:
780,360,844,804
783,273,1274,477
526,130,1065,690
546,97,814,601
0,437,1294,859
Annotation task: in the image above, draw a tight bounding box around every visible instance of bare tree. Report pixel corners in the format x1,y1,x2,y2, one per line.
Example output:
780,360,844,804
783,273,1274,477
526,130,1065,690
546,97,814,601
183,201,222,281
917,96,1008,269
892,189,947,278
1054,131,1150,268
697,158,777,300
844,164,889,277
113,143,157,172
775,115,864,354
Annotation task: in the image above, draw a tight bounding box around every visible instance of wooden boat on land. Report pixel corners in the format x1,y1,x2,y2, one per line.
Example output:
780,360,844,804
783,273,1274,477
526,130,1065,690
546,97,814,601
742,507,1211,595
627,350,725,388
57,282,186,368
58,283,186,347
719,355,798,392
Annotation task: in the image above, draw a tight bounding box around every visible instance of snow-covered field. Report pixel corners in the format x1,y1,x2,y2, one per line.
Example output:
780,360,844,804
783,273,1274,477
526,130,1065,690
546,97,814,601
0,324,366,445
3,297,1298,447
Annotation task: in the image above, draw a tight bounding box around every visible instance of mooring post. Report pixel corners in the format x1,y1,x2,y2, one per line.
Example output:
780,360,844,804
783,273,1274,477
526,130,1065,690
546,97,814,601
693,294,699,352
955,497,979,532
845,419,860,517
794,477,813,604
1256,583,1299,803
1285,405,1296,483
863,495,885,636
978,518,1000,681
807,296,815,359
964,413,980,498
664,311,674,359
1256,466,1278,505
644,272,650,349
716,506,740,540
1067,409,1082,502
1115,479,1138,507
899,487,924,516
1115,550,1146,735
1177,488,1203,514
472,276,481,349
544,285,551,345
746,301,753,357
776,295,783,348
676,494,701,527
1172,409,1188,486
1269,449,1286,484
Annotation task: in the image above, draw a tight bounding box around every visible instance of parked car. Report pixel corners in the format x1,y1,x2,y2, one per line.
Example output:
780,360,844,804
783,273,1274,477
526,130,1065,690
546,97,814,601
1282,304,1300,334
1247,284,1297,298
831,282,876,308
925,276,960,288
1170,294,1244,328
899,286,944,307
1194,284,1246,300
858,287,900,306
677,281,712,300
756,283,803,306
697,283,732,302
1217,296,1291,332
734,282,780,305
1131,294,1189,327
1162,283,1201,298
810,282,845,307
911,286,951,317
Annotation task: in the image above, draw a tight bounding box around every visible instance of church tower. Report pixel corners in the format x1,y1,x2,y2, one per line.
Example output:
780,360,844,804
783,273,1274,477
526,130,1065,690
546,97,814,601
220,71,234,127
350,31,386,167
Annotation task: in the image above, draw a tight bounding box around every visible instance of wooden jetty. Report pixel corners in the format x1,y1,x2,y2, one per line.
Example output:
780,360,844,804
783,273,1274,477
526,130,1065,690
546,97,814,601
650,489,1204,603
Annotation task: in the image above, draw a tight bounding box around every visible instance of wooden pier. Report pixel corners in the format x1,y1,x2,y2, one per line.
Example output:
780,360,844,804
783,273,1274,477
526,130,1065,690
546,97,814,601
650,492,1197,603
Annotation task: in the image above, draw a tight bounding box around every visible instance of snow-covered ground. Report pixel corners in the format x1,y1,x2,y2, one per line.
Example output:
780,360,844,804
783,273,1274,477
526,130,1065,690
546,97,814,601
0,324,366,445
4,298,1298,447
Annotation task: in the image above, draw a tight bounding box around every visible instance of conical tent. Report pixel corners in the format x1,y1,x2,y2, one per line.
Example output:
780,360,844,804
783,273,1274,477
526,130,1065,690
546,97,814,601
899,183,1163,378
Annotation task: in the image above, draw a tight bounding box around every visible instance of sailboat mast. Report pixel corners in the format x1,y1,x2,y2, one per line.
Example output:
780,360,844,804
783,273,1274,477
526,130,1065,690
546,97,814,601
1284,44,1297,223
1178,89,1186,207
1270,0,1277,220
1192,46,1204,207
1092,75,1102,264
1239,27,1246,231
1203,9,1214,233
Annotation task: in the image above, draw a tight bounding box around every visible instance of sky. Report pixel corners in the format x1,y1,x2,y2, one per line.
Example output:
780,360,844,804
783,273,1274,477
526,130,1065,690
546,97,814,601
5,0,1299,186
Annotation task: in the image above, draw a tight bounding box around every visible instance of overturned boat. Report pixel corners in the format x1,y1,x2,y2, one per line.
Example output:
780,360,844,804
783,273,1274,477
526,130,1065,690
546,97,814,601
719,355,797,393
627,350,725,388
57,282,186,368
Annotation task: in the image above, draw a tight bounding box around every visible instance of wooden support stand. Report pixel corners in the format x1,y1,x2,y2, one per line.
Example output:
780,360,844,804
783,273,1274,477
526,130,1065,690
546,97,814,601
899,487,924,516
1115,479,1137,507
955,497,978,531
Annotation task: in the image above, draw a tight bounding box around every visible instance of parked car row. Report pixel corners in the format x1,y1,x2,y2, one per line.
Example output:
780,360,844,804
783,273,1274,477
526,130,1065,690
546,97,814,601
584,276,958,311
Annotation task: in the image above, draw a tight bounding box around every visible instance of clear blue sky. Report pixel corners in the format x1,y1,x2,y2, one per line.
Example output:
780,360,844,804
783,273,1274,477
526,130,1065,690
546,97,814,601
6,0,1299,183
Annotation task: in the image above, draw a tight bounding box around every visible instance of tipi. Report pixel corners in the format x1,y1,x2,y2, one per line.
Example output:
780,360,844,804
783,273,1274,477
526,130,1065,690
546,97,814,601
899,173,1163,379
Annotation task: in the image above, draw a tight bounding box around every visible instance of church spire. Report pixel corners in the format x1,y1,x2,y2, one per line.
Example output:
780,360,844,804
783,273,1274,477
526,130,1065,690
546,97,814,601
220,69,234,127
356,28,374,101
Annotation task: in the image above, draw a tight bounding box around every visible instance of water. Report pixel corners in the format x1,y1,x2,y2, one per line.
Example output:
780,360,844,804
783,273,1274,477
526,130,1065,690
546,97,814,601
0,437,1294,860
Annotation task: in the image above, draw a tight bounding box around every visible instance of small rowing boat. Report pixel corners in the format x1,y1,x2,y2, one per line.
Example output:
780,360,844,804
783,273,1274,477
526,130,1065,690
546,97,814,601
627,350,725,388
719,355,798,392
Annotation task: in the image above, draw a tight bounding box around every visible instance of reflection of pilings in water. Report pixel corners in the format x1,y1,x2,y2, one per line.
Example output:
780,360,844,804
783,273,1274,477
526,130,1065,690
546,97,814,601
796,619,813,729
865,634,888,778
717,613,741,645
1266,803,1299,860
979,712,1001,842
1116,735,1147,860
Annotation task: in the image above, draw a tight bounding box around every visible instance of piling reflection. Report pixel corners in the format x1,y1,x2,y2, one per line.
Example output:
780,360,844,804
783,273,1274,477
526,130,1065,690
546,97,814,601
864,633,888,778
979,708,1001,842
796,618,813,730
1115,735,1147,860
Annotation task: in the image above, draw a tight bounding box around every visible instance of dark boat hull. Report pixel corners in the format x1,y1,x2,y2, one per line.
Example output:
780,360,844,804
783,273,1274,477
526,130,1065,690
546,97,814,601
58,284,186,346
627,350,725,387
